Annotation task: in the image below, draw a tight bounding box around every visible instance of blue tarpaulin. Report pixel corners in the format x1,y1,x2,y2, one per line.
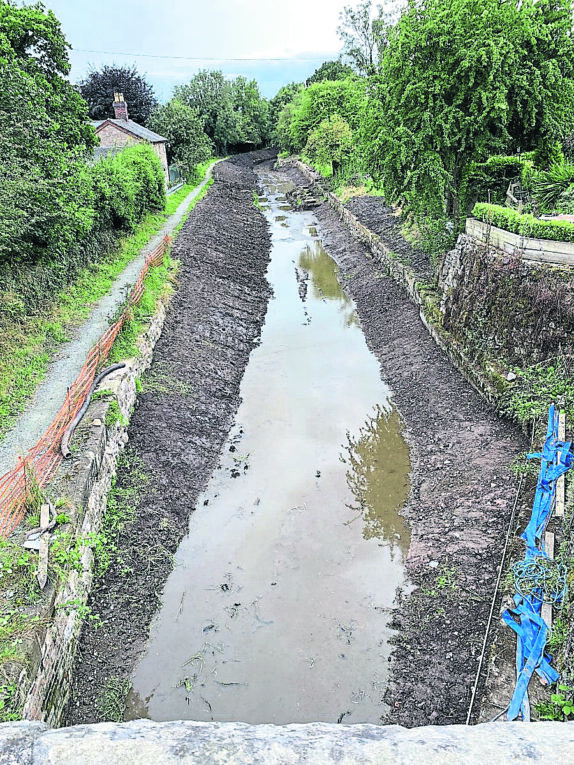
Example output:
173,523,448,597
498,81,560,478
503,405,572,721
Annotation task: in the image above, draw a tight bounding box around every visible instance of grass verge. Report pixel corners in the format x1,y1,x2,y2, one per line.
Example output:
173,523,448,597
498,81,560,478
108,177,213,364
0,162,215,443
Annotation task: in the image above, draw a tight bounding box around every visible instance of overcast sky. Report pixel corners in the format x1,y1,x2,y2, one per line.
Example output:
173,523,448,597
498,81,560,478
45,0,355,100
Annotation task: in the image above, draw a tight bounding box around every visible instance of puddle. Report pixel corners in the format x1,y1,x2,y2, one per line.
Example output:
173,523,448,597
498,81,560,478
128,169,411,726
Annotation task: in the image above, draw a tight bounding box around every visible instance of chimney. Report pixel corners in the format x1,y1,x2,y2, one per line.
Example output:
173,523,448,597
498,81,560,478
113,92,128,121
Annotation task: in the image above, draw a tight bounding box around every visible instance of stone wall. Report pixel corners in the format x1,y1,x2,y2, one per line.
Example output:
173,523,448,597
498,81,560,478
440,232,574,369
15,295,170,727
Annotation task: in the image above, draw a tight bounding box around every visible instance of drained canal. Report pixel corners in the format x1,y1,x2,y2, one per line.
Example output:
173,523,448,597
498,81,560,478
126,169,412,725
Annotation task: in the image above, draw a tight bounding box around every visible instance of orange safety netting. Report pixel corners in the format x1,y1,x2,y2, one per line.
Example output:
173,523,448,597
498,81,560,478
0,236,170,539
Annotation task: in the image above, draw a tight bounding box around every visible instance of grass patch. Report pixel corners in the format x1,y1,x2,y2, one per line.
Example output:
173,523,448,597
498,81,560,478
95,448,148,577
500,357,574,434
139,362,192,397
108,252,175,364
0,163,214,443
97,676,132,722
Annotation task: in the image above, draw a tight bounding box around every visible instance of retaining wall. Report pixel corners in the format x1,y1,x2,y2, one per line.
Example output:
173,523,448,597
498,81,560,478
467,217,574,266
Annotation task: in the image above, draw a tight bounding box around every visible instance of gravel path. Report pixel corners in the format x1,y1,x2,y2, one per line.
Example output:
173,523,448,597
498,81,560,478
0,163,218,477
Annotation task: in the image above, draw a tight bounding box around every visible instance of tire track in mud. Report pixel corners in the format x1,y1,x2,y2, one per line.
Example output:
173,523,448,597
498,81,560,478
280,163,527,727
65,153,274,725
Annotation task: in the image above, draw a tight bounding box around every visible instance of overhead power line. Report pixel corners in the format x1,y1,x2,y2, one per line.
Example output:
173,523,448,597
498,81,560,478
74,48,331,63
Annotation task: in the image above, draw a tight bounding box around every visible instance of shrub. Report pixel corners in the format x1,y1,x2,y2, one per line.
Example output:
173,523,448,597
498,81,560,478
90,144,165,233
0,144,166,319
461,155,535,213
531,163,574,213
472,203,574,243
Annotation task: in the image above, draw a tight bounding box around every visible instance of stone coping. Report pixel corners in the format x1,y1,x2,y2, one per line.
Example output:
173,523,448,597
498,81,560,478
1,719,573,764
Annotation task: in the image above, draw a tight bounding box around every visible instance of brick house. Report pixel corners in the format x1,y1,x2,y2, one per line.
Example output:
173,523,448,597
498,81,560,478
92,93,169,185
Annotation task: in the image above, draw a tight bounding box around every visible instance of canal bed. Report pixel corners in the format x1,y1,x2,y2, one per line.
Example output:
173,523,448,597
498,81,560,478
126,170,411,725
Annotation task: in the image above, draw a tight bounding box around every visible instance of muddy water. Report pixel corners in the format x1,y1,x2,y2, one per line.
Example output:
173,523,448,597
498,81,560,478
127,171,411,725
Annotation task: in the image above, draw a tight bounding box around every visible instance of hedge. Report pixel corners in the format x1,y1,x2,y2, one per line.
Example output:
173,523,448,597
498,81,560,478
0,144,166,317
91,144,165,232
472,203,574,243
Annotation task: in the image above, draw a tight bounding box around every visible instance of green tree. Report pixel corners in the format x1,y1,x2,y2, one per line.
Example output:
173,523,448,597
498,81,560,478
274,98,300,154
0,0,96,265
231,76,269,146
306,60,355,85
148,99,212,179
305,115,354,175
362,0,574,223
175,70,269,154
287,79,367,152
78,64,158,125
337,1,387,75
269,82,303,141
174,70,229,150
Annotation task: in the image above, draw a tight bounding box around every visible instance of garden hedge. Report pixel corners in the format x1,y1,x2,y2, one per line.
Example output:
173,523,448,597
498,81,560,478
472,203,574,243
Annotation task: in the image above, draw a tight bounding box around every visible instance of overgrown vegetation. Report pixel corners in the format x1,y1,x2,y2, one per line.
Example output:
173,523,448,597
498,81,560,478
272,0,574,253
0,504,103,721
97,676,132,722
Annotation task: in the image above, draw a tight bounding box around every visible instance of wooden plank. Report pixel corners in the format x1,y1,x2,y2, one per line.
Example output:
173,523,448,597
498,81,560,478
556,412,566,518
36,503,50,590
541,532,555,633
466,219,574,265
37,537,48,591
544,531,555,559
40,503,49,530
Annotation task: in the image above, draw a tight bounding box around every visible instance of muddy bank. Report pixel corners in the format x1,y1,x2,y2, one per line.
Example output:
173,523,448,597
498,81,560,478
281,163,527,727
344,197,433,281
65,153,273,725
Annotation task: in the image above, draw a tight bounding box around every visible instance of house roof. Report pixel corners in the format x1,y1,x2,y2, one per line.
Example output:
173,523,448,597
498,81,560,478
91,118,167,144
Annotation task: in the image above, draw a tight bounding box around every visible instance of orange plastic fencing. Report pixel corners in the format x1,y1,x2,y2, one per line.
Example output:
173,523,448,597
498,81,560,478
0,236,170,539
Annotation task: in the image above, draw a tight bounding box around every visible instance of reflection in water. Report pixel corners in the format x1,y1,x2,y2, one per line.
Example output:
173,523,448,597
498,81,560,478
299,241,358,327
344,406,411,556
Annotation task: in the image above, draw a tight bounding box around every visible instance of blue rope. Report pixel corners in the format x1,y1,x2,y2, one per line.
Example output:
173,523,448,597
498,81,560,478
511,556,567,605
